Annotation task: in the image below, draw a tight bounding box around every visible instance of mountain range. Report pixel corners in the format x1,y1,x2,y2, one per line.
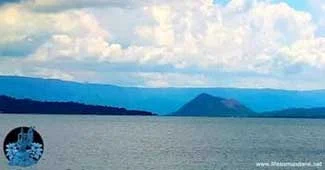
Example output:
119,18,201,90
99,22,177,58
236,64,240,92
1,75,325,115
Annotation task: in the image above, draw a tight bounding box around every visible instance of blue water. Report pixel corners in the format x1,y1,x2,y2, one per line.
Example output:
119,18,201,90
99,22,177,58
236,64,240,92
0,115,324,170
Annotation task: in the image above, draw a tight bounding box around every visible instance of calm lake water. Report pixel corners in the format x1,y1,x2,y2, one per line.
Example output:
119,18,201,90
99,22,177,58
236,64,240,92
0,114,325,170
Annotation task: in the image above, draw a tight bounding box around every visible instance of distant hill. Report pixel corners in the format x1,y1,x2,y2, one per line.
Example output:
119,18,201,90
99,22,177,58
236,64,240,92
172,93,254,117
171,93,325,118
0,95,155,116
1,75,325,114
262,108,325,118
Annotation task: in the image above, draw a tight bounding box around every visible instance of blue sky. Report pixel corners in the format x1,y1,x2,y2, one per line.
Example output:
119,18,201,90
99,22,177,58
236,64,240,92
274,0,309,11
214,0,309,11
0,0,324,89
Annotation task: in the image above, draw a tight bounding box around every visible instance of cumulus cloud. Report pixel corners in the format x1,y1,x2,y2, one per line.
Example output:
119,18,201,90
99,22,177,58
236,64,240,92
5,0,168,12
129,0,320,74
0,2,110,57
24,0,135,11
280,38,325,68
0,0,325,89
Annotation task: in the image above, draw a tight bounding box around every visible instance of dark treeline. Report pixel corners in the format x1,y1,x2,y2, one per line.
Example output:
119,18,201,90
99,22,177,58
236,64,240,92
0,95,155,116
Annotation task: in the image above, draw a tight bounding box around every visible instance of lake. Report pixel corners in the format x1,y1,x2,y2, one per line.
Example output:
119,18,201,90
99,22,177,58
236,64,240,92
0,114,324,170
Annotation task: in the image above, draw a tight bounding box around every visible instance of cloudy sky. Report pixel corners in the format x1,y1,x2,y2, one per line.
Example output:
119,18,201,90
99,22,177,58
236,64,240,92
0,0,324,89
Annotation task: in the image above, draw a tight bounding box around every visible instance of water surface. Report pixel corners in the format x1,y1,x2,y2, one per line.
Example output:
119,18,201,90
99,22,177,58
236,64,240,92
0,114,324,170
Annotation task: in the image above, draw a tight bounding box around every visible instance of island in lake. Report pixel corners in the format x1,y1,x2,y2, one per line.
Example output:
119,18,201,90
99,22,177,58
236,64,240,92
0,95,155,116
172,93,254,117
171,93,325,118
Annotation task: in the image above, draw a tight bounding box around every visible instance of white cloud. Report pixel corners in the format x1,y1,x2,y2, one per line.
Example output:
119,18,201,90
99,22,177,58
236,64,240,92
129,0,319,74
32,67,75,81
23,0,140,11
280,38,325,68
0,0,325,89
136,72,210,87
0,3,110,57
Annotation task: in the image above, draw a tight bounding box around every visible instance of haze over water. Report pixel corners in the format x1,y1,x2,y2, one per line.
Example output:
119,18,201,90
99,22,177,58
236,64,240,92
0,114,324,170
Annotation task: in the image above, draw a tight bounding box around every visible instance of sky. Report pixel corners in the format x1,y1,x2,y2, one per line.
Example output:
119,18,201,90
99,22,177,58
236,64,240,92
0,0,324,89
